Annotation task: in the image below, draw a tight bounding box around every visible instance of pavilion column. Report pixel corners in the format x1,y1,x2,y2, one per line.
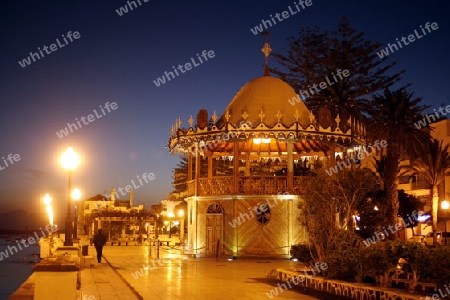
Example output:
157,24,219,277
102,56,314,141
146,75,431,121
233,197,237,257
195,144,201,196
287,139,294,193
233,140,239,194
245,154,251,176
188,152,193,181
208,155,213,178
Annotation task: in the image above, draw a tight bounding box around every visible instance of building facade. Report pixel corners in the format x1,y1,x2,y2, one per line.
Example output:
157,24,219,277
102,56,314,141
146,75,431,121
168,43,366,257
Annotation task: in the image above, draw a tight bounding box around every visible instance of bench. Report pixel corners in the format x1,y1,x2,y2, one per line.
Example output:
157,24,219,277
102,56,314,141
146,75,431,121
150,240,170,246
391,269,411,289
417,282,438,292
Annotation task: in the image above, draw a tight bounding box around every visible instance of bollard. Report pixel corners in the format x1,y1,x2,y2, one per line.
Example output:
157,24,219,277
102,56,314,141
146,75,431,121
215,239,220,261
82,245,88,256
157,240,160,259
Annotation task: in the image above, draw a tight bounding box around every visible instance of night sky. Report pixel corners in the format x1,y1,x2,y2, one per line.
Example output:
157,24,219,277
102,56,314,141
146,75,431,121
0,0,448,229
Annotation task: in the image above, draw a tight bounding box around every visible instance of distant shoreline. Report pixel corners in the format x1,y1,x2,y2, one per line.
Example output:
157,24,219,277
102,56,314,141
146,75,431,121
0,229,47,235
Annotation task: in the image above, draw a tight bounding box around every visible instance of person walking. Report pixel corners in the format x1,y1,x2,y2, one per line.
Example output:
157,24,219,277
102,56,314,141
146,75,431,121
93,229,106,263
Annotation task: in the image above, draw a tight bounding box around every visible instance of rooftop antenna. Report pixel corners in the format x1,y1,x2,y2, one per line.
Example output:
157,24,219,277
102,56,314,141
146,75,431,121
261,31,272,76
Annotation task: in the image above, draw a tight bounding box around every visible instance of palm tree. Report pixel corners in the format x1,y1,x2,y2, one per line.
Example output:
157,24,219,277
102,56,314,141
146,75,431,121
368,89,430,236
401,139,450,243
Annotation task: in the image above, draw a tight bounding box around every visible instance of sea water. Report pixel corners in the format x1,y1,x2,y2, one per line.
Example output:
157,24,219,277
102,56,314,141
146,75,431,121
0,237,39,299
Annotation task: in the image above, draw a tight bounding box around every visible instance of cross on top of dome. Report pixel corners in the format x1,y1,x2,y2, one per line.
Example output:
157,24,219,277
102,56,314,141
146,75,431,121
261,31,272,76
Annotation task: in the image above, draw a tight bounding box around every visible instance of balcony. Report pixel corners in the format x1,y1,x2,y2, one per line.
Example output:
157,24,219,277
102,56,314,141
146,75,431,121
186,176,310,196
411,181,431,190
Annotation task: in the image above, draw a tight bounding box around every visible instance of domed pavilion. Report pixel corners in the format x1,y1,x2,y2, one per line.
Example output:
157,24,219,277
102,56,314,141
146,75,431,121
168,41,366,258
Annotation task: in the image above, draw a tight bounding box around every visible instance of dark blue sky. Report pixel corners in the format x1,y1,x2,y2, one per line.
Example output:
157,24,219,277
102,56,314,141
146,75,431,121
0,0,448,229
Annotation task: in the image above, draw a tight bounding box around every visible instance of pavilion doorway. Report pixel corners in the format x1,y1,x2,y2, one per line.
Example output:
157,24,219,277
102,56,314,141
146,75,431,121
206,203,223,256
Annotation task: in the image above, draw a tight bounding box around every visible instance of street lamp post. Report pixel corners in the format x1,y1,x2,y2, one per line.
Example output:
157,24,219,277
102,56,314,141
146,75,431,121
167,212,174,239
61,146,79,246
178,209,184,243
442,200,449,245
72,188,81,239
155,214,159,239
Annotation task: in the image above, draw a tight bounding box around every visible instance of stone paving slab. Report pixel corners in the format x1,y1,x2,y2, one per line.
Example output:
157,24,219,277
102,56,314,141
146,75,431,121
99,245,320,300
80,260,139,300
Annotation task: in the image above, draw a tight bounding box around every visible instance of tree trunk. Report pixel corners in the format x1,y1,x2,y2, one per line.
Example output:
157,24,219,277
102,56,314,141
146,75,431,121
384,143,400,240
409,270,418,292
432,185,439,245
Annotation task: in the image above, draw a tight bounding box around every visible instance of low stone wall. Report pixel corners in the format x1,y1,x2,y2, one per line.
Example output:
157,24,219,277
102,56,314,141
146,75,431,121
275,268,423,300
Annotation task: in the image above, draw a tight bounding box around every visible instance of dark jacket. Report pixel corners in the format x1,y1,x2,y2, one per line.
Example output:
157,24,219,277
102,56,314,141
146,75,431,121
93,232,106,248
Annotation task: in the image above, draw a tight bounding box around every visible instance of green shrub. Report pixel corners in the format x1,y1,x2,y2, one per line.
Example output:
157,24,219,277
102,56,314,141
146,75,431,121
360,241,401,286
324,230,364,282
427,246,450,287
290,243,317,264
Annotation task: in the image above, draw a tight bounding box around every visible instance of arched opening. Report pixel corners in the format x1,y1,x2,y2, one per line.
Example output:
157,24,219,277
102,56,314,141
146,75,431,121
206,203,223,256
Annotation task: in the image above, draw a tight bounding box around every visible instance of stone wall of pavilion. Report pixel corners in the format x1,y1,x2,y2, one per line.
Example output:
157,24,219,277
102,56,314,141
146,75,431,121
186,196,307,257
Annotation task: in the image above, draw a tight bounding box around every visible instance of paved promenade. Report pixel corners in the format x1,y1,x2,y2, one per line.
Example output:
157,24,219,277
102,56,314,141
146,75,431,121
80,259,139,300
10,242,326,299
92,244,321,300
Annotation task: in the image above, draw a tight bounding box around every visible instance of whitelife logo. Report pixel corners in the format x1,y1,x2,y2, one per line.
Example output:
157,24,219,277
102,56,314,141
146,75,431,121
0,153,20,171
266,262,328,298
288,69,350,105
325,140,388,176
18,31,81,68
0,225,57,261
414,104,450,129
103,172,155,199
250,0,313,35
362,211,418,247
116,0,149,16
376,22,438,59
56,102,118,138
153,50,215,87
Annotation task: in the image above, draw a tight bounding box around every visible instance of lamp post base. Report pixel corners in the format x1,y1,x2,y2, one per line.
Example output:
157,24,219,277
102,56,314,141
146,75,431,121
64,220,73,246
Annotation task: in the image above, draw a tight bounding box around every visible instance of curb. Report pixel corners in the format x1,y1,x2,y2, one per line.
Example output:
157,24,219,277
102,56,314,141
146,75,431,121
103,256,144,300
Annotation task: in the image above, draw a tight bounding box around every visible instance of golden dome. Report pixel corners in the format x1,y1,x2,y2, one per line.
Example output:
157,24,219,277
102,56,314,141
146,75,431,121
221,76,311,128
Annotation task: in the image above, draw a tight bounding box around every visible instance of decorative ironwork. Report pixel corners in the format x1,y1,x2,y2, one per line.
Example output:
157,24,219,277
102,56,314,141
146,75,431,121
258,109,265,123
242,110,249,121
276,110,282,123
239,176,288,195
261,40,272,58
198,177,233,195
294,109,300,122
225,110,231,122
335,114,341,127
186,175,314,196
256,203,270,225
206,203,223,214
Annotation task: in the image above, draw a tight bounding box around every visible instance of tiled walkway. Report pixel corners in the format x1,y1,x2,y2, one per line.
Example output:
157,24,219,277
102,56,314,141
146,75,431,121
80,259,140,300
9,239,322,299
94,245,320,300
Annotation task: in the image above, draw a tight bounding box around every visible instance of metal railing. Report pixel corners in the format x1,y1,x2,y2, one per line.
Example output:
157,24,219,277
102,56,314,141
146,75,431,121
186,176,313,196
